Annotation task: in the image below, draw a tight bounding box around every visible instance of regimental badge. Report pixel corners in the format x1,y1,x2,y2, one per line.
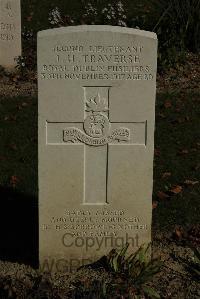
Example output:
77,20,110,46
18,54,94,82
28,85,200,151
63,87,130,146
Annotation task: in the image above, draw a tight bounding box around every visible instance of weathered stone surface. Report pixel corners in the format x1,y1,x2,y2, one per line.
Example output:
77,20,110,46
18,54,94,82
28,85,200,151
0,0,21,68
38,25,157,273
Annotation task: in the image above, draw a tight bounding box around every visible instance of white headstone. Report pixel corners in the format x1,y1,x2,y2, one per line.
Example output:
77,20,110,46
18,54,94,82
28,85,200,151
0,0,21,68
38,25,157,273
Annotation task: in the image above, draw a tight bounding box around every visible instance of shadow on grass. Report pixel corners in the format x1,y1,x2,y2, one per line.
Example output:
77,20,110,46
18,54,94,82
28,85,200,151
0,186,38,268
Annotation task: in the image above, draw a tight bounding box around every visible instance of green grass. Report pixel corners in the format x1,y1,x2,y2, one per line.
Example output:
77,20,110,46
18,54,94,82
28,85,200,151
0,96,37,197
0,90,199,231
153,90,200,230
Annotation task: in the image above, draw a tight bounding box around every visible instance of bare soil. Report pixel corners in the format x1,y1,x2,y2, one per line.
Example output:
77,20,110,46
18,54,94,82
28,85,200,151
0,234,199,298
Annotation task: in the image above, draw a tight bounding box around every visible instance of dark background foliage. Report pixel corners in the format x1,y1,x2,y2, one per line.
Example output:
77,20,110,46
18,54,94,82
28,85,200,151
20,0,200,71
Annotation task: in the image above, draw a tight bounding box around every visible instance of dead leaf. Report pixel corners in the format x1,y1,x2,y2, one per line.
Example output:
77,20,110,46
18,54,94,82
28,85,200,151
18,102,28,110
10,175,19,187
170,185,183,194
154,148,161,157
164,100,172,108
184,180,199,186
9,143,17,150
11,115,17,121
174,227,184,240
175,116,190,123
158,112,166,118
152,201,158,209
12,75,20,82
178,149,189,155
187,225,200,247
81,19,86,25
5,115,17,121
177,118,184,123
26,15,32,22
162,172,171,179
195,164,200,170
157,191,170,200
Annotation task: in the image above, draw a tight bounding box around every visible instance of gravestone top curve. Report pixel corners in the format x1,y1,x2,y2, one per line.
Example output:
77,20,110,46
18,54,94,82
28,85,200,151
38,25,157,39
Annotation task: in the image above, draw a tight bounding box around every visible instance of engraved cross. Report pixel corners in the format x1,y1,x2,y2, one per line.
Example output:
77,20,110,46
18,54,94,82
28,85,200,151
48,86,147,205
